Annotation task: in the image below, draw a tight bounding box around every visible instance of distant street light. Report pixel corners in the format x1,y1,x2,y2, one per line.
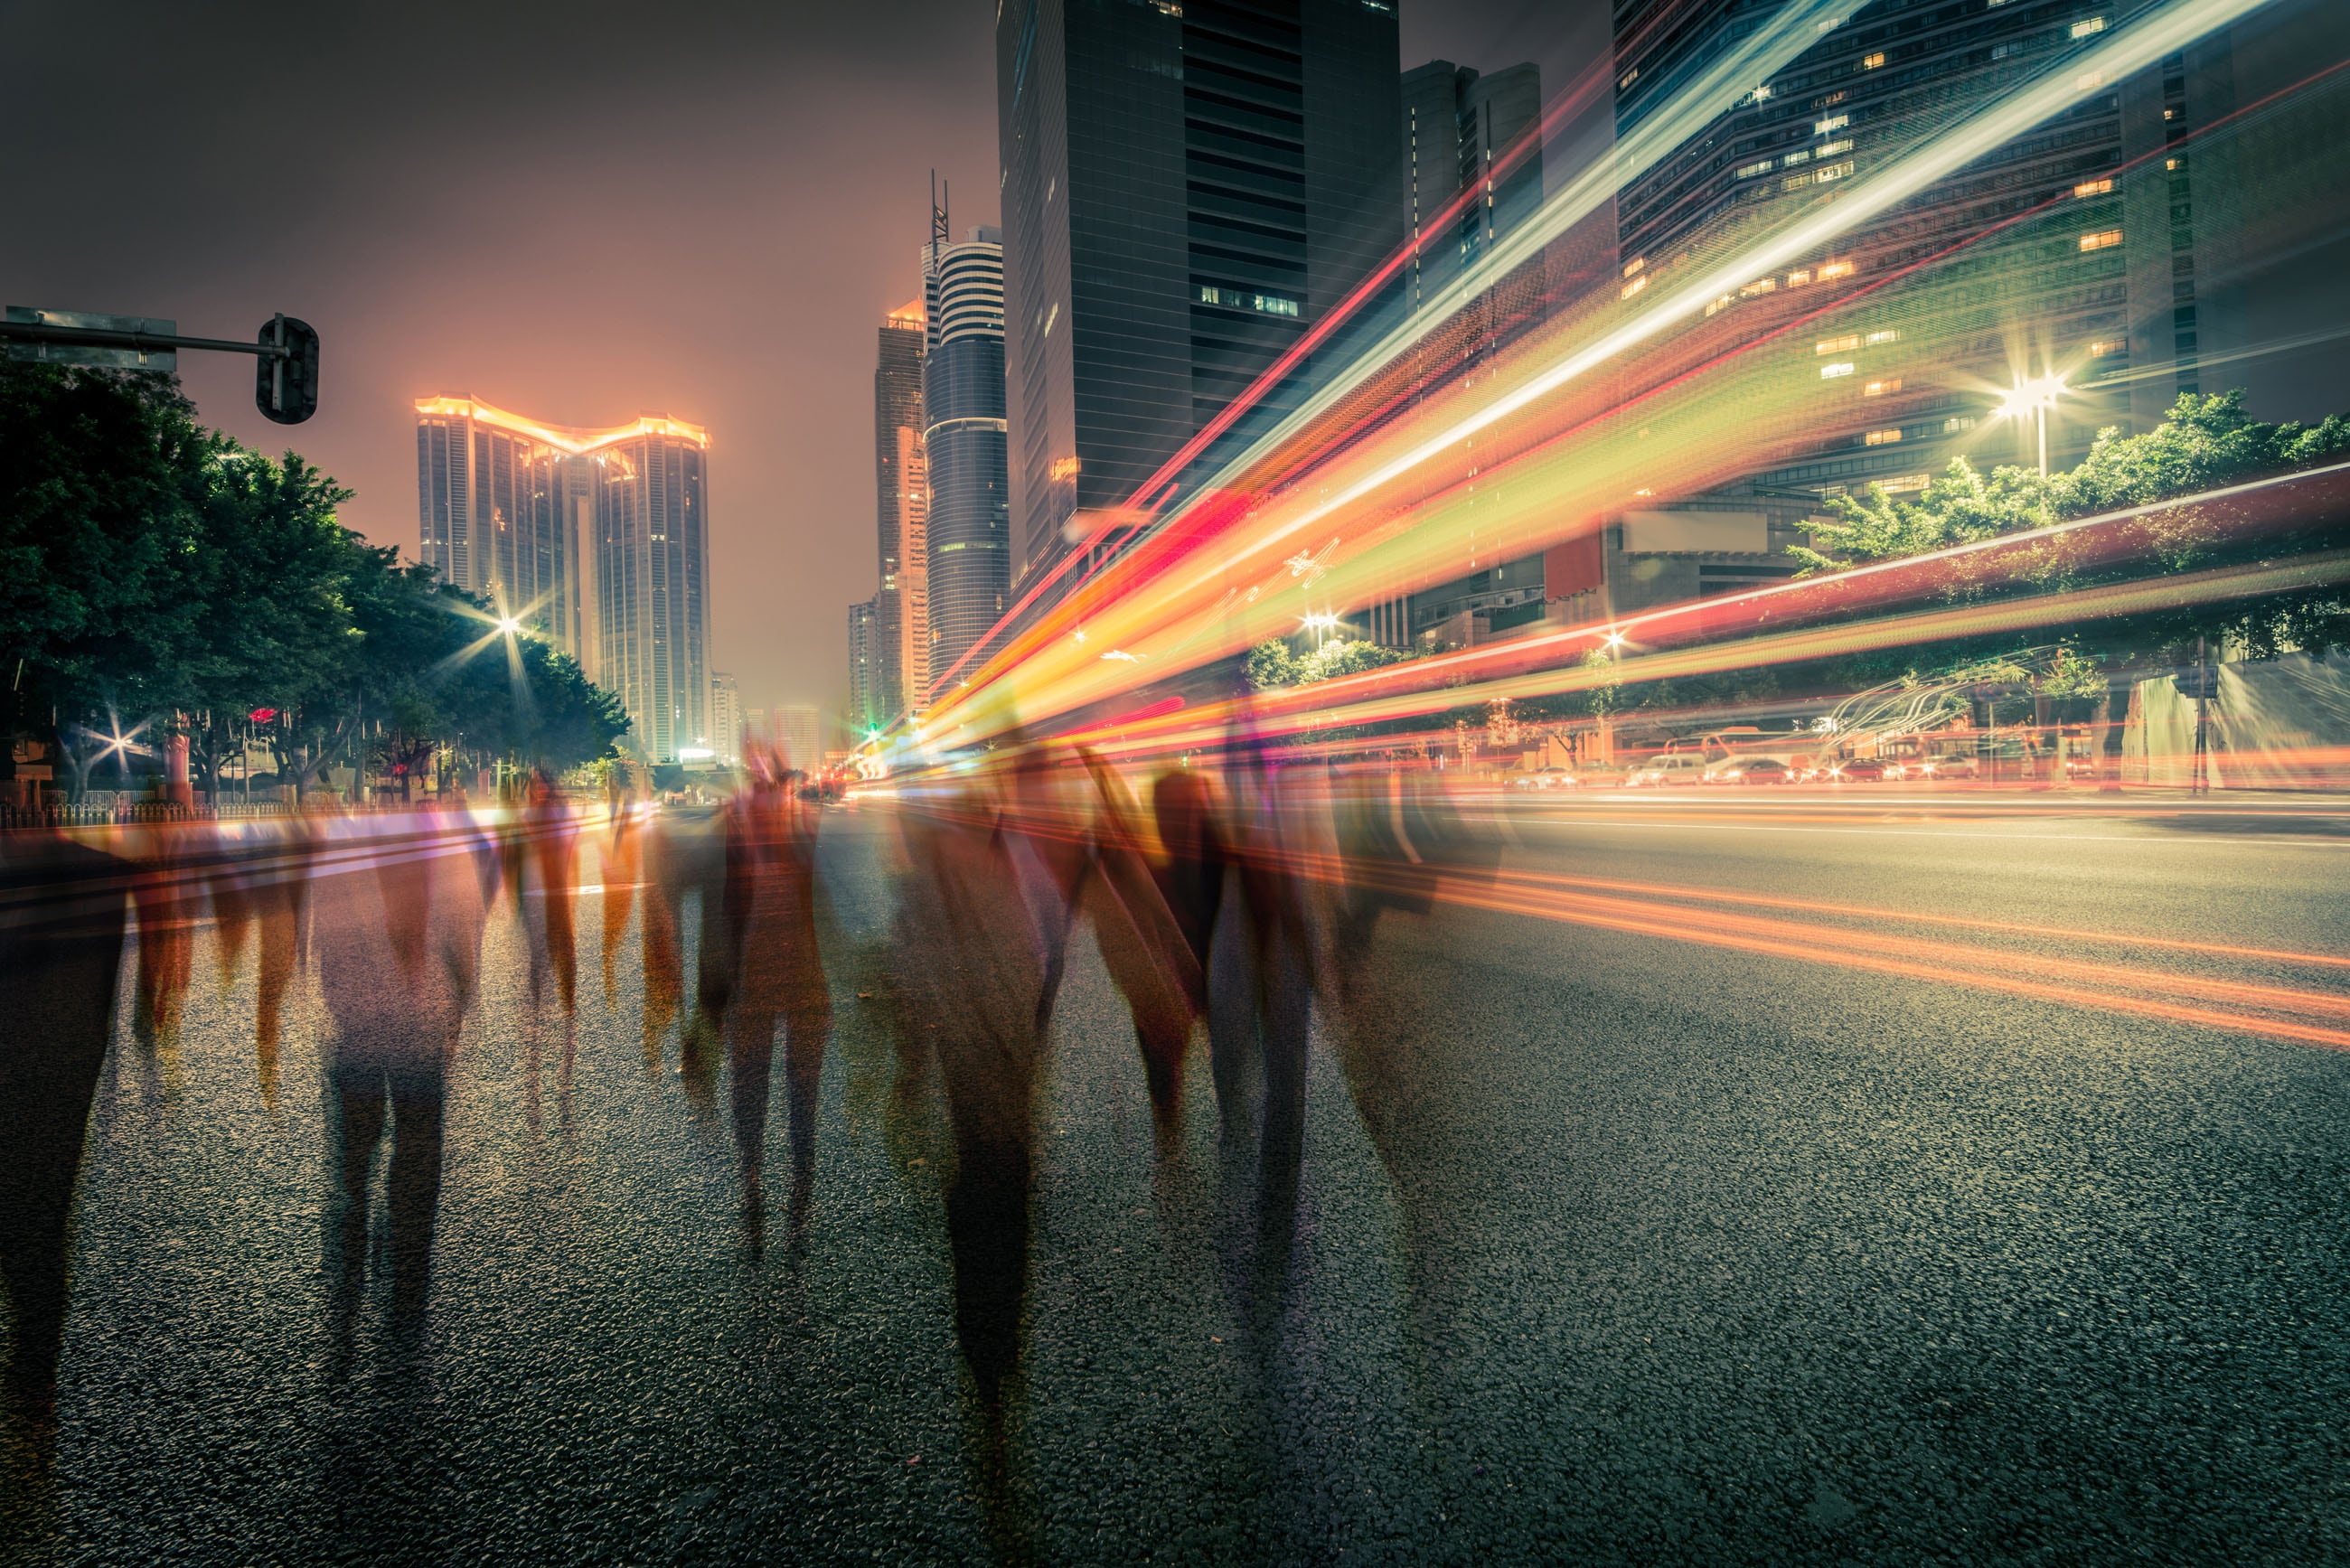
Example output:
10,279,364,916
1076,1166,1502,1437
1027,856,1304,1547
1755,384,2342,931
1993,371,2070,476
497,615,523,635
1302,611,1340,649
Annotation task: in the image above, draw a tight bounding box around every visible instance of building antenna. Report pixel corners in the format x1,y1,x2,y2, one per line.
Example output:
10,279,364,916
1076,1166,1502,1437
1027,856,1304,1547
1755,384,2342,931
932,171,950,251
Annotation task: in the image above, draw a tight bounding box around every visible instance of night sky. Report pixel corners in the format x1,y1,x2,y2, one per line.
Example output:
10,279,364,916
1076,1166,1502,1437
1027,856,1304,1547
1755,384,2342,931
5,0,1607,717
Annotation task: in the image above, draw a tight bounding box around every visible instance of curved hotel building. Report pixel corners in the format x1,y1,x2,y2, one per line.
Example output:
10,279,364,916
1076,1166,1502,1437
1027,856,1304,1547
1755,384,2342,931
921,225,1010,698
414,396,712,764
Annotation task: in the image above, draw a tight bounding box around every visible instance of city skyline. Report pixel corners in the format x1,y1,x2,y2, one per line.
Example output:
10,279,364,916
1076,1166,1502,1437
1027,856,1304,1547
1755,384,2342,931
0,0,1568,724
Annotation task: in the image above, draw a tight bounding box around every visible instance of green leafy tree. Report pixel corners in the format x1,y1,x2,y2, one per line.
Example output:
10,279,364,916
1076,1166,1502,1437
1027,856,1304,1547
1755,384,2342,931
3,360,632,801
1790,390,2350,670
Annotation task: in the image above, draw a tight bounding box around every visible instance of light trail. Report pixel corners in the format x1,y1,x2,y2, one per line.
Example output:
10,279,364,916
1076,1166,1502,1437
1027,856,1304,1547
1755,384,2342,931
1419,866,2350,1053
913,0,2290,746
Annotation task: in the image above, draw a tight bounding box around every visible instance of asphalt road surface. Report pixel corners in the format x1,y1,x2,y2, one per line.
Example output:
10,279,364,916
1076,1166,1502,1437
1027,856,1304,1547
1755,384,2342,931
5,787,2349,1564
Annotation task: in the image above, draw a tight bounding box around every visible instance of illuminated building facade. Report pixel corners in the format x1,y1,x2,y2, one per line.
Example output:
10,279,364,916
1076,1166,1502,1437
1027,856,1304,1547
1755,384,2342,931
997,0,1406,614
872,304,928,719
922,220,1010,699
1588,0,2350,634
413,397,711,764
846,597,878,731
1606,0,2176,509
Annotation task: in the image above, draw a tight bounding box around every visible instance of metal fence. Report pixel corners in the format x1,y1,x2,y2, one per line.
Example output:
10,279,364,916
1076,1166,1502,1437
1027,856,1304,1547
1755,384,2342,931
0,798,294,832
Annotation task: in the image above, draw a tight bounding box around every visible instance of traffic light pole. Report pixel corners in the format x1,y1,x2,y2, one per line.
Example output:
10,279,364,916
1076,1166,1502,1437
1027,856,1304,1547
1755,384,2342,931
3,308,320,422
0,318,296,362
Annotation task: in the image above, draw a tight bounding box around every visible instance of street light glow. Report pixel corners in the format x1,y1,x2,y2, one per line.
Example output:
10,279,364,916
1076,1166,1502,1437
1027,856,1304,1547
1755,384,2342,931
1993,370,2072,475
496,615,523,635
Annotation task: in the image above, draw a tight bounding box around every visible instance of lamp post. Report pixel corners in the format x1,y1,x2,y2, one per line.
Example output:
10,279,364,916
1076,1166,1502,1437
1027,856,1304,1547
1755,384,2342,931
1993,371,2070,476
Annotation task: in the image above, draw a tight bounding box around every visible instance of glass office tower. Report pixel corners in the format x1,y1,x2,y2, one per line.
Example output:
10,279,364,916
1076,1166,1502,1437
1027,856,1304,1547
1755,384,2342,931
922,224,1011,699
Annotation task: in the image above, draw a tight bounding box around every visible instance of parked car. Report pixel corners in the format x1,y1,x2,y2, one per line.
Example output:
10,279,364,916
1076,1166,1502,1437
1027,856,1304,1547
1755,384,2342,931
1625,754,1708,787
1712,756,1793,784
1512,766,1577,791
1922,753,1979,780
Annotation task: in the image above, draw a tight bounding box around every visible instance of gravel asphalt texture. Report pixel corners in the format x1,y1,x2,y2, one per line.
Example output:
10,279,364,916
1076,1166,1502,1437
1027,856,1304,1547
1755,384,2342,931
5,792,2348,1564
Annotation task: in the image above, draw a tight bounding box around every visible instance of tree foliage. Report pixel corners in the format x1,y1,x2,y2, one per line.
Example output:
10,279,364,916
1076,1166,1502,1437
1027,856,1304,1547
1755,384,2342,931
1789,390,2350,665
1244,636,1412,690
1,361,631,794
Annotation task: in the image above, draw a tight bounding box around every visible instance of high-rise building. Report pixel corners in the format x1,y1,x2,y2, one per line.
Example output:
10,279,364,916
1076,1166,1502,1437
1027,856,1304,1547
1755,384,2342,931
1401,61,1546,315
414,397,711,763
413,397,594,661
845,597,878,731
872,303,928,719
773,704,822,771
996,0,1406,611
1373,58,1552,651
709,671,740,766
922,209,1012,699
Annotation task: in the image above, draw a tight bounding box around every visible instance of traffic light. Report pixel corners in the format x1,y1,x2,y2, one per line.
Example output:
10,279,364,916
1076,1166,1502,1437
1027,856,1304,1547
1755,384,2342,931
255,315,320,424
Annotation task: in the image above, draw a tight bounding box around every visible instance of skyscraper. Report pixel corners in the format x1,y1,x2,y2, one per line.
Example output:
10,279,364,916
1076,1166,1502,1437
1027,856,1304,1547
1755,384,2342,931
1609,0,2142,502
996,0,1406,611
709,671,740,766
773,704,822,771
414,397,711,764
871,303,929,721
1401,61,1545,315
846,597,878,731
922,209,1011,699
413,397,594,661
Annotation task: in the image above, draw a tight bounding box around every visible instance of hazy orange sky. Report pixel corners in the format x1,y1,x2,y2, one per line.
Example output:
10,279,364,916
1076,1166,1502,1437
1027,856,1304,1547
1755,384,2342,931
5,0,1604,718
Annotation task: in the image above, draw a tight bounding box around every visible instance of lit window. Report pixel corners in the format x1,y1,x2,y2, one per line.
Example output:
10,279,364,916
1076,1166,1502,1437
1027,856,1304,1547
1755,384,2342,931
1622,256,1646,278
1865,427,1902,446
1737,159,1776,178
1863,52,1885,69
1741,277,1777,297
1048,455,1081,482
1816,334,1860,354
1705,293,1734,316
2079,229,2123,251
1621,275,1649,300
1783,148,1812,166
1816,160,1855,183
2074,177,2114,196
1865,377,1903,396
2071,15,2107,37
1819,259,1856,280
1818,138,1854,156
1786,268,1813,286
1744,84,1774,103
1881,474,1931,493
1943,416,1978,432
1821,361,1856,379
1866,329,1898,345
2090,339,2126,356
1816,115,1849,135
1782,171,1813,192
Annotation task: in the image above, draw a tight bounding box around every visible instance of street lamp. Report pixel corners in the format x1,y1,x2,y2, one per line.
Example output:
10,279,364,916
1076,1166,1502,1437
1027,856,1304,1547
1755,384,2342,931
1993,371,2070,476
1301,611,1340,649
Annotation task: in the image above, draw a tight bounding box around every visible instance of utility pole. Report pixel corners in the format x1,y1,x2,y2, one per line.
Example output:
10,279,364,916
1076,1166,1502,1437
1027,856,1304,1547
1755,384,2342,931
2190,635,2213,795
